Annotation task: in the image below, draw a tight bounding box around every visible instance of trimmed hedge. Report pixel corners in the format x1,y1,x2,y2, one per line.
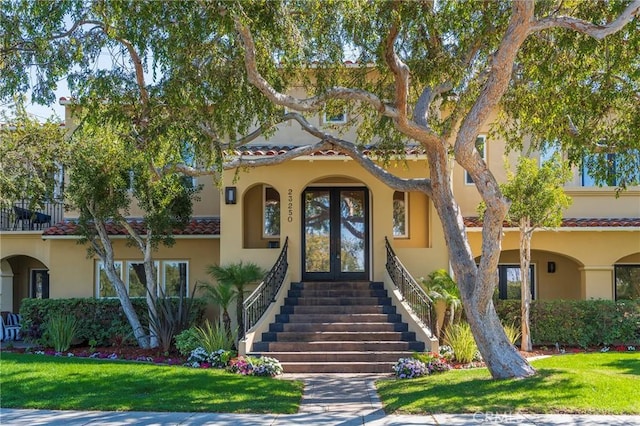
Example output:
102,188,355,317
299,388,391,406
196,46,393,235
19,297,207,347
495,299,640,348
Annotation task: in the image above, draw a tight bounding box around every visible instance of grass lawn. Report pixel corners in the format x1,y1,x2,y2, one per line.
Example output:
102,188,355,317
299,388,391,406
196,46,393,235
0,352,303,413
377,352,640,415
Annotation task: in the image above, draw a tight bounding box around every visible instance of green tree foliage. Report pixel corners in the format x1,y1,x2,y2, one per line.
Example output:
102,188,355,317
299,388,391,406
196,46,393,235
3,0,638,378
421,269,462,339
0,101,68,210
206,262,266,338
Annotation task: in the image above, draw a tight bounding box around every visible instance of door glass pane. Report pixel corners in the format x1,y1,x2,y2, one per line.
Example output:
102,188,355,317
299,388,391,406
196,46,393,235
305,191,330,272
340,190,365,273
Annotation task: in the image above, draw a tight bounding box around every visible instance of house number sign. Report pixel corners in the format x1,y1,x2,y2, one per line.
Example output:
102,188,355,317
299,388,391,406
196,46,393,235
287,189,294,222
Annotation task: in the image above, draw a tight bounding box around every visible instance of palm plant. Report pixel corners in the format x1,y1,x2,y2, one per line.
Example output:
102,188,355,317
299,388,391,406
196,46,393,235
421,269,462,338
206,262,266,337
201,281,237,337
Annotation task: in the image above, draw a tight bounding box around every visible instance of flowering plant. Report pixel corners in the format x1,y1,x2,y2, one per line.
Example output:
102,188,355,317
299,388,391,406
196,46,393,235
393,357,429,379
186,347,234,368
229,356,253,375
251,356,284,377
439,345,455,361
412,352,451,374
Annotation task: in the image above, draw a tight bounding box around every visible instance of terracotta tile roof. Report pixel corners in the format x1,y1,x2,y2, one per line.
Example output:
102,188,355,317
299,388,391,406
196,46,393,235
231,145,425,157
42,217,220,237
463,217,640,228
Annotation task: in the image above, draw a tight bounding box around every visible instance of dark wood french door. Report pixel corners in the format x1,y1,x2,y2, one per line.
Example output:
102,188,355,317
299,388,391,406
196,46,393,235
302,187,369,281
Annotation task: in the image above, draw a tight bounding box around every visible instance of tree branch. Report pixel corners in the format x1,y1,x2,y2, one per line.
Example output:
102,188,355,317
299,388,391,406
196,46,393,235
234,16,389,115
530,1,640,39
166,111,432,195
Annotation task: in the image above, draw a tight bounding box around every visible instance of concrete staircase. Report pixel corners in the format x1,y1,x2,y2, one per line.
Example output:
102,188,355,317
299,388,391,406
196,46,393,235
249,281,425,373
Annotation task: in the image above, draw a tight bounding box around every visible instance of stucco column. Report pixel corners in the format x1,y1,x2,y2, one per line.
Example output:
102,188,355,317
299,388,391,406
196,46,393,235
579,266,614,300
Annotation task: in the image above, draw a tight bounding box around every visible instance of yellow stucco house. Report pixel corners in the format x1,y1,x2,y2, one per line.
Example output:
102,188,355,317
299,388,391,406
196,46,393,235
1,100,638,371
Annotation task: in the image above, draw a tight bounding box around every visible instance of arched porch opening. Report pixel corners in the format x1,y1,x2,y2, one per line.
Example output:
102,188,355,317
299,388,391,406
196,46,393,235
1,255,49,313
474,249,583,301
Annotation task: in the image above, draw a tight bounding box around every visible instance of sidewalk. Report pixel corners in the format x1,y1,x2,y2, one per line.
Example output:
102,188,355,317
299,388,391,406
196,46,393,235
2,373,639,425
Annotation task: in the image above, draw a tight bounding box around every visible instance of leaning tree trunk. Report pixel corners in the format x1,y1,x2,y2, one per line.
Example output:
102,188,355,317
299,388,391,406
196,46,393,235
519,218,533,352
93,221,150,349
143,234,159,349
428,150,535,379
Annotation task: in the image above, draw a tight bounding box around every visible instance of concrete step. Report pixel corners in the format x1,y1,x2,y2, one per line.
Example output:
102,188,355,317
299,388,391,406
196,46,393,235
275,312,402,323
253,351,413,363
261,331,416,342
279,362,395,374
284,296,392,306
269,322,408,333
253,340,425,352
279,305,396,315
287,288,388,298
292,281,383,291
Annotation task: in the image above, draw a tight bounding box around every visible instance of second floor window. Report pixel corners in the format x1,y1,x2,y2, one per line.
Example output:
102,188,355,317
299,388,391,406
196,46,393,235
263,186,281,237
392,191,408,238
581,151,640,187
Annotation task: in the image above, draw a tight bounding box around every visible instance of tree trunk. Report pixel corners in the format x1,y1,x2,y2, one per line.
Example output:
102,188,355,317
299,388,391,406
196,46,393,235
222,309,232,337
519,218,533,352
428,149,535,379
143,234,159,349
94,221,150,349
236,291,245,339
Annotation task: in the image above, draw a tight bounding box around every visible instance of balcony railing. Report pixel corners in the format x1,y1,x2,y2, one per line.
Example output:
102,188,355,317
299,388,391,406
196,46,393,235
243,237,289,337
0,199,64,231
385,236,433,331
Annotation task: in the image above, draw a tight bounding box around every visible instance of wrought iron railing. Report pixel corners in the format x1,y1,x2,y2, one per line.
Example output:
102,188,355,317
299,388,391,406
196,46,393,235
243,237,289,336
385,236,433,330
0,199,64,231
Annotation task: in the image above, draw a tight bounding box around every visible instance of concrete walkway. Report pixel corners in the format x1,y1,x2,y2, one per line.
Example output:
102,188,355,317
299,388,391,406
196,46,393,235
2,373,640,425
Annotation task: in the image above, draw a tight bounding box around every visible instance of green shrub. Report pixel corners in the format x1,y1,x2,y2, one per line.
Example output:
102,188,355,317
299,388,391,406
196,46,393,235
495,300,640,347
20,297,207,347
443,322,478,363
195,320,237,353
175,327,201,356
44,314,78,352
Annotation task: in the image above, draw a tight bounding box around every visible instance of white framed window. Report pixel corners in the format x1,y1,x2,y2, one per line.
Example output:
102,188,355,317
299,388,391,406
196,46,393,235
163,261,189,297
127,261,159,297
392,191,409,238
97,260,189,298
263,185,281,238
323,110,347,125
96,261,122,298
465,135,487,185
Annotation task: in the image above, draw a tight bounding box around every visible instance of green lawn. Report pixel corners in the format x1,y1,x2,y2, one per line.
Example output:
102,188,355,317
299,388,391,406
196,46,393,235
0,353,303,413
377,352,640,415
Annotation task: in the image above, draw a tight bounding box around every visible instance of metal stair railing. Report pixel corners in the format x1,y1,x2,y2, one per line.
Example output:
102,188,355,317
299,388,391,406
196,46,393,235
385,236,433,330
243,237,289,336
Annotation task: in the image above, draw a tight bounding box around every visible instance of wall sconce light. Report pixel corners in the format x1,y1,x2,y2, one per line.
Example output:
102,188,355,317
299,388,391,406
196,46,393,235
547,261,556,273
224,187,237,205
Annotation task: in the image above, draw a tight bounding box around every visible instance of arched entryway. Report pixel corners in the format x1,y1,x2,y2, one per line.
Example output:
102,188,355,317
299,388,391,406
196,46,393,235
302,178,370,281
0,255,49,313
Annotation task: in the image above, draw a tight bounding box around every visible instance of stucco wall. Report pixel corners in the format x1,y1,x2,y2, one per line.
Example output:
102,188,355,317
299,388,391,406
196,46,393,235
219,157,449,282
